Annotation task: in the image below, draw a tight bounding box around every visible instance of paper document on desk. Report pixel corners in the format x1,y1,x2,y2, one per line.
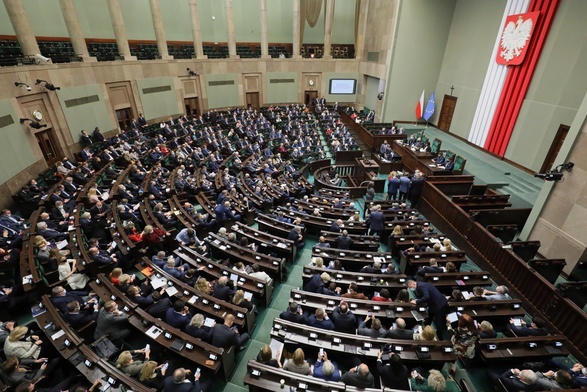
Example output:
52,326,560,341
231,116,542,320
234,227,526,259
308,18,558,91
56,240,68,250
447,312,459,324
276,242,287,248
204,317,215,327
22,275,33,285
374,257,386,264
51,329,65,340
151,277,167,289
100,192,109,201
462,291,472,300
165,286,178,297
188,295,198,304
270,338,284,359
146,325,163,339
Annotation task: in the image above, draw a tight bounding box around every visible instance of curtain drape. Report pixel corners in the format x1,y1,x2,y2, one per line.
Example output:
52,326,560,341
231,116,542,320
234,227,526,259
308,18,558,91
300,0,323,44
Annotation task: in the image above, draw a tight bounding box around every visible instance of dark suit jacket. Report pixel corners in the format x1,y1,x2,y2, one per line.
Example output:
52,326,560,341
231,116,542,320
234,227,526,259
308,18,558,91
185,325,213,343
499,370,537,391
304,274,325,293
165,309,190,330
415,281,448,313
51,292,86,314
330,308,357,334
279,310,307,325
386,328,414,340
377,362,410,389
368,211,385,231
162,377,199,392
211,323,239,349
335,236,353,250
147,298,172,319
66,310,98,329
213,284,236,302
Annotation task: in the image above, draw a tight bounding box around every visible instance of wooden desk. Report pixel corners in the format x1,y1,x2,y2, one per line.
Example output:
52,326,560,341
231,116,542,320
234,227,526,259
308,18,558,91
271,318,455,364
319,230,380,251
231,221,296,263
174,246,273,307
479,335,569,361
90,275,233,379
136,259,255,335
447,300,526,323
400,251,468,275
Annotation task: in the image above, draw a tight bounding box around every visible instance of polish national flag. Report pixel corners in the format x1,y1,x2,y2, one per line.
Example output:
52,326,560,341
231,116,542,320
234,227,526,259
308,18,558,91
415,90,425,119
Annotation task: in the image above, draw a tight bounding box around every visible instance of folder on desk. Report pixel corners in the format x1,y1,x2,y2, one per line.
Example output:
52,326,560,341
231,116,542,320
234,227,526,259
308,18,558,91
141,267,153,277
146,325,163,339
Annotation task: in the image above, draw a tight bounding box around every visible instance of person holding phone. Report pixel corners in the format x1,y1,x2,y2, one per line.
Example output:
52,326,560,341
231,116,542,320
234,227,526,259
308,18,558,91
313,350,341,381
162,367,208,392
377,351,409,389
138,361,168,390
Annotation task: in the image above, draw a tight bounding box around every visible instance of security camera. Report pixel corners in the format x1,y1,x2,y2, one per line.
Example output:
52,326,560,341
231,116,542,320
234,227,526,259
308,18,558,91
26,85,32,91
34,54,50,63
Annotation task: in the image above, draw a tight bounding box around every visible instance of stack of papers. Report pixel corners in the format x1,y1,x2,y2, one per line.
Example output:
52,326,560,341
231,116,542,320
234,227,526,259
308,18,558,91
151,277,167,289
146,325,163,339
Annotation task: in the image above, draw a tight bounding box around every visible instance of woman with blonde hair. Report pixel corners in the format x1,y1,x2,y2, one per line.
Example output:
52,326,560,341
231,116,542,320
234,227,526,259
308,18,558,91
232,289,253,311
138,360,167,389
57,253,89,290
4,326,42,361
392,225,404,237
441,238,453,252
34,236,57,271
256,344,282,368
115,347,150,377
348,212,362,223
413,325,438,341
1,356,52,386
87,188,100,204
283,348,311,375
194,277,212,295
308,256,324,268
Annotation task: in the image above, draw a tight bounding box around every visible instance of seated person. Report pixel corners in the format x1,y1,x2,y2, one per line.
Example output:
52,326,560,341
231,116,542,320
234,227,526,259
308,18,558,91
283,348,311,375
469,286,487,301
508,316,548,336
478,320,498,339
256,344,282,368
358,314,387,338
279,302,307,325
483,285,509,300
313,350,341,381
387,318,414,340
65,300,98,329
165,300,191,330
185,313,214,343
307,308,334,330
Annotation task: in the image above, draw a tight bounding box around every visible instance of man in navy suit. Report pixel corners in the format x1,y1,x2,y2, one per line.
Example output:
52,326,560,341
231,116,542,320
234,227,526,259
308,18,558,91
213,276,237,302
508,316,548,336
366,205,385,236
65,300,98,329
165,300,191,330
212,313,249,351
497,369,538,391
279,302,307,325
214,201,240,226
407,280,449,338
304,272,330,293
51,286,91,314
163,368,204,392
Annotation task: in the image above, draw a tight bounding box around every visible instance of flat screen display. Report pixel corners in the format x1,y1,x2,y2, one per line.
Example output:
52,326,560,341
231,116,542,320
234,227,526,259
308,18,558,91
329,79,356,95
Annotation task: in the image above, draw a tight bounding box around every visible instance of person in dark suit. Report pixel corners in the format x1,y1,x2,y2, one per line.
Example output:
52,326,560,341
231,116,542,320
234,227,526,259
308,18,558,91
213,276,237,302
408,172,425,207
330,219,342,232
162,368,203,392
214,201,240,225
126,285,159,309
50,285,90,314
377,352,410,390
36,222,68,241
416,258,443,278
304,272,330,293
65,300,98,329
94,300,130,341
279,302,307,325
398,173,411,201
508,316,548,336
330,302,356,334
335,230,353,250
497,369,538,391
408,280,449,338
185,313,214,343
386,318,414,340
165,300,191,330
366,205,385,236
444,156,455,172
287,226,306,250
387,173,401,200
92,127,104,142
147,291,172,319
212,314,249,351
80,130,93,147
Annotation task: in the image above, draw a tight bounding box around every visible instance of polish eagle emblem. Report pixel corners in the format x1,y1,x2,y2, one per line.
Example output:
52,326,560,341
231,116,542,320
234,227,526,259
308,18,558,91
496,12,539,65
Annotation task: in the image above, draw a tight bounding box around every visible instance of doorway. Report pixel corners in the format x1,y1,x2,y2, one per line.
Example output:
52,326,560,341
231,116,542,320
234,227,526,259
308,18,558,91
35,129,62,167
246,92,260,109
438,95,457,132
305,90,318,106
540,124,570,173
115,107,134,131
184,97,200,117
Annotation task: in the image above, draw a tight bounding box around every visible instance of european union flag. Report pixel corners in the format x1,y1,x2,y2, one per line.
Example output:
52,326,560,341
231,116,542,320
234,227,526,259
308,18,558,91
423,92,435,121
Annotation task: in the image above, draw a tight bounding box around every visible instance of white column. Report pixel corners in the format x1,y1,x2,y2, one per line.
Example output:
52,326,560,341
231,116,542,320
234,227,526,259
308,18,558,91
323,0,334,59
354,0,369,60
225,0,239,58
292,0,301,59
149,0,172,59
58,0,95,62
188,0,206,59
106,0,136,60
259,0,270,58
2,0,42,60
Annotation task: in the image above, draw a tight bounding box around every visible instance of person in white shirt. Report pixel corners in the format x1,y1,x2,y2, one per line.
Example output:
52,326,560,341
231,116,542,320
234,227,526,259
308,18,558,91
249,264,271,283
